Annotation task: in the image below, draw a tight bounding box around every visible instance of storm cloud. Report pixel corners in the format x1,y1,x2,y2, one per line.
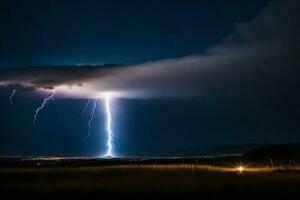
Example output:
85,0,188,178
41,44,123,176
0,0,299,99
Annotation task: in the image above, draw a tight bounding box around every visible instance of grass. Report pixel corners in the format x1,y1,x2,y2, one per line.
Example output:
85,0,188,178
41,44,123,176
1,164,300,197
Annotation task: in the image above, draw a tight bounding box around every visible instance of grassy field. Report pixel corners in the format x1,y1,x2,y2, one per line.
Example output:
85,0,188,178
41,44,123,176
1,163,300,198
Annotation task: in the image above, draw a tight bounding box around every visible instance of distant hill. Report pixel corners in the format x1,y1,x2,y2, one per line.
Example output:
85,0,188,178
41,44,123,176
134,143,266,157
243,143,300,163
127,143,300,159
203,143,267,156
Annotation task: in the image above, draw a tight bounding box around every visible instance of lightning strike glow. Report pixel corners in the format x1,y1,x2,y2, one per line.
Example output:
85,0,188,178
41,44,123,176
87,99,98,136
33,91,55,125
104,95,113,157
9,89,16,106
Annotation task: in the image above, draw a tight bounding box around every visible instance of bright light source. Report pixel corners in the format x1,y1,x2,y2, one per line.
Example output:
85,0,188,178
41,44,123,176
104,94,113,157
238,166,244,172
234,162,247,173
97,91,122,99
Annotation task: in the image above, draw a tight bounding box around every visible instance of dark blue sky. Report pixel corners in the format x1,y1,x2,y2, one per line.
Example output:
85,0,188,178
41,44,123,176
0,0,269,67
2,0,299,157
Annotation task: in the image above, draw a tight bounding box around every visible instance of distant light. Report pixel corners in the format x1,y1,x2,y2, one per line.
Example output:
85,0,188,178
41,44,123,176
234,161,247,173
238,166,244,172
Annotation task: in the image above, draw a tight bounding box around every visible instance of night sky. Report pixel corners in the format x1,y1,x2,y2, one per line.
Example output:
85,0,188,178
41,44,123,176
0,0,269,67
0,0,299,157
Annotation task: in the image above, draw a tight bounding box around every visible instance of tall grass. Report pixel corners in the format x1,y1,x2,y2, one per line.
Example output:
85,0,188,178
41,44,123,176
1,164,300,194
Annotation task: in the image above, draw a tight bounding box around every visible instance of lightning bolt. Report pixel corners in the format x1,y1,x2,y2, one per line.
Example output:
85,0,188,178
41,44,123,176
87,99,98,136
9,89,16,106
33,91,55,125
104,95,113,157
79,98,91,118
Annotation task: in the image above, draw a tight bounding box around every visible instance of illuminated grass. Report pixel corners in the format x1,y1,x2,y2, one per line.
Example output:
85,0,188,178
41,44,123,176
1,164,300,194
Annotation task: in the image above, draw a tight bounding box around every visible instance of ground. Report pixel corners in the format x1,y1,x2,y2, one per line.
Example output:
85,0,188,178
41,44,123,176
0,157,300,199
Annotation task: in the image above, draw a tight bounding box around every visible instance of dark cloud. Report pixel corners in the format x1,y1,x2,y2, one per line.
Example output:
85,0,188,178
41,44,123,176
0,0,299,99
0,65,118,91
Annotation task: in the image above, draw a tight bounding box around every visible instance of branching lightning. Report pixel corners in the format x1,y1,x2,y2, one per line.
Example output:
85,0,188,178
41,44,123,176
104,95,113,157
9,89,16,106
79,98,91,118
29,90,116,157
33,91,55,125
87,99,98,136
86,95,116,157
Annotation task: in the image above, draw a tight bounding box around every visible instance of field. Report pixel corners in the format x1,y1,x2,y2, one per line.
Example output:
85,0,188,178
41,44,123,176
1,158,300,199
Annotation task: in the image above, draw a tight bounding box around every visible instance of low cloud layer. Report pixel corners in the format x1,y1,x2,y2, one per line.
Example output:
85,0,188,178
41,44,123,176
0,0,299,100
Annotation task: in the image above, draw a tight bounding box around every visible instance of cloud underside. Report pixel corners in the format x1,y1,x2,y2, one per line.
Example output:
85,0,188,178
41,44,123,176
0,0,299,100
